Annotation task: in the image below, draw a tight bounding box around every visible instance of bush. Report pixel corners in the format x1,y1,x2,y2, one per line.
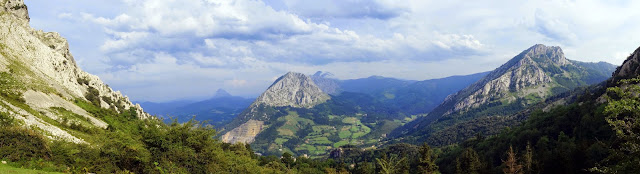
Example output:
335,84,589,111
85,86,101,106
0,126,51,162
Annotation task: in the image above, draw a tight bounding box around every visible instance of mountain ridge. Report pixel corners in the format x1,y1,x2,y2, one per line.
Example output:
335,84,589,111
392,44,617,145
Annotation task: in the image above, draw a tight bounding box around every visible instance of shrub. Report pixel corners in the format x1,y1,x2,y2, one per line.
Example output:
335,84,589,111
0,126,51,162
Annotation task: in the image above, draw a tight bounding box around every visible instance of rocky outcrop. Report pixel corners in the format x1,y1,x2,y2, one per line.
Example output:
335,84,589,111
0,0,150,143
2,0,29,22
221,120,264,144
444,44,561,114
611,46,640,83
253,72,330,108
222,72,330,144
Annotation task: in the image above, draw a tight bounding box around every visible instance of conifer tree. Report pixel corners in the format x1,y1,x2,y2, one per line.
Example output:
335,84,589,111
418,143,439,174
456,148,482,174
523,142,534,174
502,146,523,174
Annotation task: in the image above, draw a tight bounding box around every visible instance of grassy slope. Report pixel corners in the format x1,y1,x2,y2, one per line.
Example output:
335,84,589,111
0,164,62,174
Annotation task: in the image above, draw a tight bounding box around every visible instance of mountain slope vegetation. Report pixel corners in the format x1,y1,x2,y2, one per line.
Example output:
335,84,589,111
392,44,617,146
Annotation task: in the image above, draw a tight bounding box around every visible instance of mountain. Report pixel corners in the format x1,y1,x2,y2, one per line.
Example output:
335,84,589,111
428,46,639,174
138,100,193,116
610,46,640,83
0,0,149,144
221,72,330,144
311,71,341,95
340,75,415,95
213,88,232,98
219,71,489,156
372,72,490,115
393,44,617,145
312,71,489,115
138,90,253,127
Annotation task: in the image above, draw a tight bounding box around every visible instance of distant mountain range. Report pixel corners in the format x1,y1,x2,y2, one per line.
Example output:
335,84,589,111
138,89,254,127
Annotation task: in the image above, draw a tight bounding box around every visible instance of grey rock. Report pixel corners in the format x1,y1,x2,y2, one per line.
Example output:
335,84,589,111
222,72,330,144
253,72,330,108
2,0,29,22
0,1,150,143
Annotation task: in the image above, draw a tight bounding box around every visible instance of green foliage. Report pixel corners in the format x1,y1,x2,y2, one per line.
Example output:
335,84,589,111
595,76,640,173
376,154,408,174
76,77,90,85
84,86,100,106
0,112,15,126
418,143,439,174
0,126,51,162
455,148,482,174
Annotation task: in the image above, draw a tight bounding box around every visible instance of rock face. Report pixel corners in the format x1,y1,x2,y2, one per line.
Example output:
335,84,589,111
446,44,561,114
611,46,640,83
2,0,29,22
221,120,264,144
0,0,150,143
253,72,330,108
222,72,330,144
392,44,618,144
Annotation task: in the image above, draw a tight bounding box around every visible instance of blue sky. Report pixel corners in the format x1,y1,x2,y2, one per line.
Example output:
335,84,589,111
25,0,640,102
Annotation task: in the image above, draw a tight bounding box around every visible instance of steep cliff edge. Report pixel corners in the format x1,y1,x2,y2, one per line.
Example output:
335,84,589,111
0,0,150,144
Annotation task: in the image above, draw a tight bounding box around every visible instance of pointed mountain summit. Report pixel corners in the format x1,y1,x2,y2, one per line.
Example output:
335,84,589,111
254,72,330,108
213,89,232,98
221,72,329,144
394,44,617,145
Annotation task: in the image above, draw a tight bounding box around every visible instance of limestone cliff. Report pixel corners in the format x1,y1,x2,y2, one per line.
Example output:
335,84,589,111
0,0,150,144
392,44,617,143
446,44,562,114
222,72,330,144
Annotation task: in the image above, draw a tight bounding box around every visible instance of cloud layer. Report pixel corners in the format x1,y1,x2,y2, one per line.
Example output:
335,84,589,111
26,0,640,102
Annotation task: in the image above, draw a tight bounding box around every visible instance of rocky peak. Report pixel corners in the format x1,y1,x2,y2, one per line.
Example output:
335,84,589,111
221,72,330,144
611,46,640,83
441,44,570,114
522,44,569,66
254,72,330,108
2,0,29,22
213,89,232,98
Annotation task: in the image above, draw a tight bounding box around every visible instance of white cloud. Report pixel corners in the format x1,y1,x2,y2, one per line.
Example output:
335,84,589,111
25,0,640,102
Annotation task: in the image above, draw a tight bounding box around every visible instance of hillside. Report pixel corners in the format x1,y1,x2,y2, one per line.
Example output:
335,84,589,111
0,1,292,173
0,0,149,144
139,89,253,127
313,71,490,115
393,44,617,145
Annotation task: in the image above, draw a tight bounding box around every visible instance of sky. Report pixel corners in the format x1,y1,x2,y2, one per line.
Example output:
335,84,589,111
24,0,640,102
